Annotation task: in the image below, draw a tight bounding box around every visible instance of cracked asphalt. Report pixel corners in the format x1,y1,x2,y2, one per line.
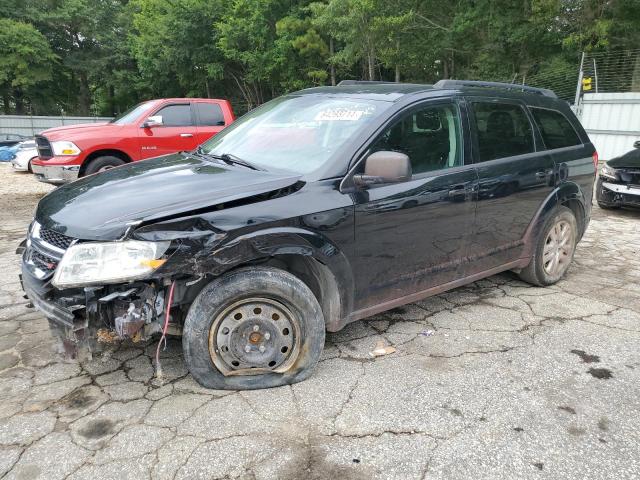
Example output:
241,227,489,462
1,163,640,479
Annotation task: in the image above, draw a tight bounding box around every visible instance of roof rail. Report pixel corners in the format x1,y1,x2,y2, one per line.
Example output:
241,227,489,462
433,79,557,98
337,80,398,86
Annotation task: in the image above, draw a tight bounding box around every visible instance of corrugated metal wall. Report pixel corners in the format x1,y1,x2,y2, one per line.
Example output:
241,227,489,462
0,115,113,137
580,92,640,160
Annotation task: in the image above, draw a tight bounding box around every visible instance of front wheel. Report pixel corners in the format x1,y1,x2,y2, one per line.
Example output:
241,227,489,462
83,156,125,176
518,206,578,286
182,267,325,390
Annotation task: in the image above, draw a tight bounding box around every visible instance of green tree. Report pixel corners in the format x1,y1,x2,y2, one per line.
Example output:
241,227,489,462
0,18,56,114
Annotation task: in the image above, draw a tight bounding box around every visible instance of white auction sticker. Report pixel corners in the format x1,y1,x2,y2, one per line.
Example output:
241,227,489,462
315,108,364,121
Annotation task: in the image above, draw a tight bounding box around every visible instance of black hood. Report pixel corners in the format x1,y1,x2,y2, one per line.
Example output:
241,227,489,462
607,147,640,169
36,153,302,240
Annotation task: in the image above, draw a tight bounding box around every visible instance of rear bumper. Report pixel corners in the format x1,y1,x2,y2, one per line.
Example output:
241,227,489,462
596,177,640,207
32,163,80,185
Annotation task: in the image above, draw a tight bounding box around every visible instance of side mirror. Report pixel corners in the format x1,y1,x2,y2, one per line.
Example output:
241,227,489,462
634,140,640,149
354,151,412,187
142,115,163,128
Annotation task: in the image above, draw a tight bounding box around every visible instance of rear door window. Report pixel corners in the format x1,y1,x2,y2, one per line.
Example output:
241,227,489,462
195,103,225,126
471,102,535,162
155,104,193,127
530,107,581,149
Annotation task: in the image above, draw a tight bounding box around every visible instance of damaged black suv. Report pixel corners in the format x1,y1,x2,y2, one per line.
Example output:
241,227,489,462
19,80,596,389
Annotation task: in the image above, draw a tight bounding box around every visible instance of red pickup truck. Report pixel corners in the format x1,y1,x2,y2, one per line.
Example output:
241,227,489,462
32,98,235,184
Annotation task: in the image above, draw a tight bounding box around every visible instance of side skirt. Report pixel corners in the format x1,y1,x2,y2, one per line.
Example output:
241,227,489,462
345,258,529,325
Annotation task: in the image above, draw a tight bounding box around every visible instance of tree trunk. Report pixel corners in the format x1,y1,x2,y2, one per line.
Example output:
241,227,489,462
107,85,115,116
368,52,375,81
329,37,336,86
14,90,24,115
205,78,211,98
2,91,10,114
395,40,400,82
77,72,91,115
632,54,640,92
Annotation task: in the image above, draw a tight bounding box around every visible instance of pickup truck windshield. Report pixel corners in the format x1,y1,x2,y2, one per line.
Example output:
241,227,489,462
200,96,391,174
110,101,155,125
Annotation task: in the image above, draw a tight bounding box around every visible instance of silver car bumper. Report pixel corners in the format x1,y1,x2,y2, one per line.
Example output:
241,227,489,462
602,181,640,196
32,164,80,185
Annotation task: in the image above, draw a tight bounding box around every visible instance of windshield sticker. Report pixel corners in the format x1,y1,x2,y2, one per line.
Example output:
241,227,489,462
315,108,366,122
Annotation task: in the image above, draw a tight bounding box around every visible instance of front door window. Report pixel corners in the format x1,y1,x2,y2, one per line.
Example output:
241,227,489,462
371,104,463,174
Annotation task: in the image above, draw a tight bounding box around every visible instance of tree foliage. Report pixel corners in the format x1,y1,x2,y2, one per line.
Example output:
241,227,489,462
0,0,639,115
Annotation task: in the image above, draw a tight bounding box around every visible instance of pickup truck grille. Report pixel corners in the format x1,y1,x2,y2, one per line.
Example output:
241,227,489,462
35,135,53,159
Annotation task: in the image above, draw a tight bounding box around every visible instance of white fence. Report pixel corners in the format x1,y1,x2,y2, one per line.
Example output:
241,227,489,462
0,115,113,137
579,92,640,160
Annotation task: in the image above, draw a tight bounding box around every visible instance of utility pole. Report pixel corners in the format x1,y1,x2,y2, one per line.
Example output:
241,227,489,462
574,52,585,109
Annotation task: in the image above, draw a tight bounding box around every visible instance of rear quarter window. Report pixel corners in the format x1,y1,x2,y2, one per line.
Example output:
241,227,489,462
530,107,582,150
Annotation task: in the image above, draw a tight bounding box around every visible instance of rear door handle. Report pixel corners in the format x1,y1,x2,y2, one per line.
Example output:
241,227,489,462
180,133,194,138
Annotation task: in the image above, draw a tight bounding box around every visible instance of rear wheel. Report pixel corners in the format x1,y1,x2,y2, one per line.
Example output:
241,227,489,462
518,206,577,286
83,156,125,176
28,157,36,173
182,267,325,389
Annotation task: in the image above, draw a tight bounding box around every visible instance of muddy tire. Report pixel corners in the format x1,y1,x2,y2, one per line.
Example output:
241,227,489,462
518,206,578,286
83,156,125,176
182,267,325,390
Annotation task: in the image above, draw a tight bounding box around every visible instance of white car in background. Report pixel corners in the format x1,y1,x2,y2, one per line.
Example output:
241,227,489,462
11,140,38,172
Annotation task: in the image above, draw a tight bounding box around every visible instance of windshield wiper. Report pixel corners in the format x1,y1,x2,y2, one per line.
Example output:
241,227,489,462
218,153,265,171
189,148,265,171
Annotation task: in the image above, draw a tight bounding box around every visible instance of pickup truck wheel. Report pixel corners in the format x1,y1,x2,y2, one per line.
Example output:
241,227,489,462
518,206,577,286
182,267,325,390
84,156,125,176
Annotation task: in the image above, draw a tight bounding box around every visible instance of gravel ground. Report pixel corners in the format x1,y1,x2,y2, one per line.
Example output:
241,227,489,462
1,163,639,480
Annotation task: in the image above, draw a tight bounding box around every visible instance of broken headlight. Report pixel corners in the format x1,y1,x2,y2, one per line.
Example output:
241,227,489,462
600,164,618,180
52,240,170,288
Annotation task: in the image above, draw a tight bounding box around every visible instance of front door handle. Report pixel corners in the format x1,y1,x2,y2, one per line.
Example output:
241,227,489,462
180,133,194,138
448,185,470,198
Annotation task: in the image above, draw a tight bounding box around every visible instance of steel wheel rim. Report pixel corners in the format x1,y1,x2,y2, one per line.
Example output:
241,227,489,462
208,297,300,376
543,219,574,276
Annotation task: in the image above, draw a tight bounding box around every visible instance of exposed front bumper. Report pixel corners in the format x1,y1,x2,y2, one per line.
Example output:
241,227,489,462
596,177,640,207
32,163,81,185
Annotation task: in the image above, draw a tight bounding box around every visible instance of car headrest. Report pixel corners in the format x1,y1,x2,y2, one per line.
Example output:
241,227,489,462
416,111,442,131
486,111,515,137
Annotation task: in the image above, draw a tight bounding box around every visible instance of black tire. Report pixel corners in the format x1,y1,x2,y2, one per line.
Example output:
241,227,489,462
597,201,619,210
83,156,125,176
182,266,325,390
518,206,578,286
28,157,36,173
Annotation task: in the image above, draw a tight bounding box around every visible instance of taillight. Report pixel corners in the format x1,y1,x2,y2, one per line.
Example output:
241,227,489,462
592,151,599,170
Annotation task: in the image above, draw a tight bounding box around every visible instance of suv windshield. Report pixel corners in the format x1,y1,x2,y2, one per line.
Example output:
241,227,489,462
110,101,156,125
200,95,391,174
